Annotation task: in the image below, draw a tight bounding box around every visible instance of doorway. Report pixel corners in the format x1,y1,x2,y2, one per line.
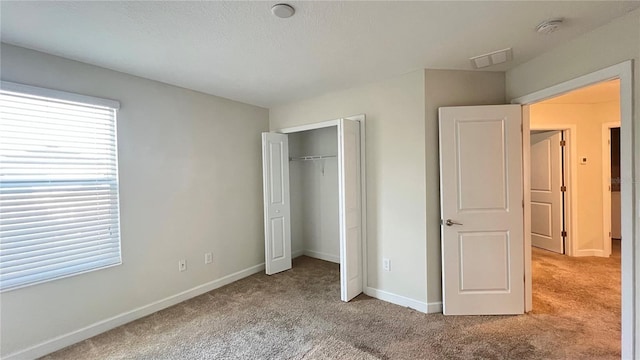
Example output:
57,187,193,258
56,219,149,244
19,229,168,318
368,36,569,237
288,126,340,264
525,81,623,349
514,61,633,356
604,125,622,257
610,127,621,247
528,79,620,257
261,116,367,302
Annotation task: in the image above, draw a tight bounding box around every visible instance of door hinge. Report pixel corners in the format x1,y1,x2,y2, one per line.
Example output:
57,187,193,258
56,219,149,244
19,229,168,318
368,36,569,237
561,230,567,237
609,231,612,238
560,185,567,192
560,140,566,146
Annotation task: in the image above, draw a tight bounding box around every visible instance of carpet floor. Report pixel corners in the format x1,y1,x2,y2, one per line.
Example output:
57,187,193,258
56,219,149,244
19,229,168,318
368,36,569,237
42,242,621,360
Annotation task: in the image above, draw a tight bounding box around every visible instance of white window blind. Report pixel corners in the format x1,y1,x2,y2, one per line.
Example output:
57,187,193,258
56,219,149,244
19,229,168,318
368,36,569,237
0,82,122,291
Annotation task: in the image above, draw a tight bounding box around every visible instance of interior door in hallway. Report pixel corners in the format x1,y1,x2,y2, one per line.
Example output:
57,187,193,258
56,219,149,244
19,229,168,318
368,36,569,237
530,131,564,254
439,105,524,315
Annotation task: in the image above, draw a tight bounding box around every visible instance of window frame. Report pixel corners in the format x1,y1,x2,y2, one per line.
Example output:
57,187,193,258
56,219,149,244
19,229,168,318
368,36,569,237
0,81,123,292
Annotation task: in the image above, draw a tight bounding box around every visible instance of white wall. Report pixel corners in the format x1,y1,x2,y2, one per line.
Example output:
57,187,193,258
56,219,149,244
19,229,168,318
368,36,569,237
0,44,269,357
530,101,620,253
506,8,639,358
270,70,429,305
288,127,339,262
424,70,506,304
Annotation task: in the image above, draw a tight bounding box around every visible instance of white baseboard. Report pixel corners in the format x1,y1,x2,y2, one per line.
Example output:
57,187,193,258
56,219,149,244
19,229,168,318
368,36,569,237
574,249,606,257
427,301,443,313
292,249,304,258
4,263,266,360
303,250,339,264
364,287,435,313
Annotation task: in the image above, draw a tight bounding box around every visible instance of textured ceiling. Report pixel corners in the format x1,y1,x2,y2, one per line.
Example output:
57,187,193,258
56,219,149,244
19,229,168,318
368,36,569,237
1,1,638,107
541,79,620,104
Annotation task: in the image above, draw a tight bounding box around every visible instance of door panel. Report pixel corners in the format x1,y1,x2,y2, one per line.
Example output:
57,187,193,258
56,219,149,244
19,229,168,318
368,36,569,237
530,131,563,254
270,217,285,259
338,119,362,302
530,203,552,238
457,120,507,210
439,105,524,315
262,132,292,275
459,231,510,292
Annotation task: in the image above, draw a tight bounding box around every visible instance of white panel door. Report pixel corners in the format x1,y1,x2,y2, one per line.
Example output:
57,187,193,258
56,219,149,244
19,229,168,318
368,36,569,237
262,132,292,275
530,131,564,254
338,119,362,302
439,105,524,315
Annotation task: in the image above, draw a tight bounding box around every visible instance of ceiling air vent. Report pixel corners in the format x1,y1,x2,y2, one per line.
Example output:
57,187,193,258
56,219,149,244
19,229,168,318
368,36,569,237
469,48,513,69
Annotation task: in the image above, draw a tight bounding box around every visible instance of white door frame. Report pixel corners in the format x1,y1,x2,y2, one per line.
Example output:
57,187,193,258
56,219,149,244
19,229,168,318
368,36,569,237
602,122,621,257
512,60,634,359
529,126,575,256
276,114,368,294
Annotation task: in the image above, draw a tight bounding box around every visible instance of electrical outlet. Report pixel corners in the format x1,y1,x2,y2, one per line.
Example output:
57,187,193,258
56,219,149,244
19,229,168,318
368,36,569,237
204,252,213,264
178,259,187,272
382,258,390,272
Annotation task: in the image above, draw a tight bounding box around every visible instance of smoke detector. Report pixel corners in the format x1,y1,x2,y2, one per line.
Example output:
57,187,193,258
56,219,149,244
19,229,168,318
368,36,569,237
271,4,295,18
536,19,564,34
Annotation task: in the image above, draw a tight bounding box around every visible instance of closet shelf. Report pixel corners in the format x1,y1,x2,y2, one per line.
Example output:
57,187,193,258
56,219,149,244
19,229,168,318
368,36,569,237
289,155,336,162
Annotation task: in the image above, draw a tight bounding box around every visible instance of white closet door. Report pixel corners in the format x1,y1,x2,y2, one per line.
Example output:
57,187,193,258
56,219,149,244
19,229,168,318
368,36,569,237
262,132,292,275
338,119,363,301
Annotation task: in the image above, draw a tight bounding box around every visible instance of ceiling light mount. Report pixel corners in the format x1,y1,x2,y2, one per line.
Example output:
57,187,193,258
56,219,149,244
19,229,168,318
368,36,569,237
271,4,295,19
536,18,564,35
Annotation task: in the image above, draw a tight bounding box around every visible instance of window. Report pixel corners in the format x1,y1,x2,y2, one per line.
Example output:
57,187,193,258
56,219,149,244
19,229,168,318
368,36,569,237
0,82,122,291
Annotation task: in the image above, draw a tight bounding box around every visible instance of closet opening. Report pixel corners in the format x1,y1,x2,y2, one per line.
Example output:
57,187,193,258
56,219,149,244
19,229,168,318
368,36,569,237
262,116,366,302
289,127,340,265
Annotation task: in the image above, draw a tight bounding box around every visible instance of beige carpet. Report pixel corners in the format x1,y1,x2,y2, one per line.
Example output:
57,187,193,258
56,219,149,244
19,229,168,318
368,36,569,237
42,242,621,359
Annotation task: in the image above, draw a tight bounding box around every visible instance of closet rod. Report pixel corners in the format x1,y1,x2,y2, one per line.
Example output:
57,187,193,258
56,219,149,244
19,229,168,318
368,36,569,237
289,155,336,161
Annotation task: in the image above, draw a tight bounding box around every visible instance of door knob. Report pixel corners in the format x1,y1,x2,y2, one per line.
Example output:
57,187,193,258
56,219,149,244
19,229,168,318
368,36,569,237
445,219,463,226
